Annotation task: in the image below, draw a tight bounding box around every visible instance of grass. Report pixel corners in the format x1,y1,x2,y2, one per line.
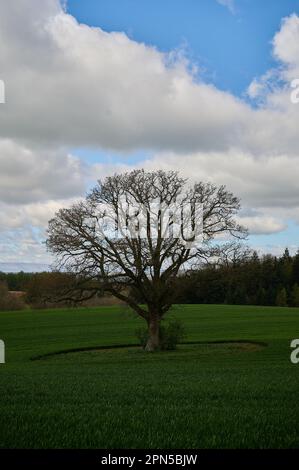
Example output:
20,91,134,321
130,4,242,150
0,304,299,448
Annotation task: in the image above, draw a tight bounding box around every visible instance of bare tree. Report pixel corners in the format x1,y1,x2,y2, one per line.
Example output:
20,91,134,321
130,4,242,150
47,169,246,351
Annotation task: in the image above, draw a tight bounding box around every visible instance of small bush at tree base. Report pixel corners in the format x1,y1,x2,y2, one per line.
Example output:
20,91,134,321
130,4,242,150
136,319,185,351
135,327,149,349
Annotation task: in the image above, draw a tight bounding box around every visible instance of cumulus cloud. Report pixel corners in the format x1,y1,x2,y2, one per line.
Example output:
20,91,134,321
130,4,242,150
92,149,297,240
236,215,287,235
0,197,82,264
0,0,252,153
0,139,86,205
248,14,299,103
110,150,299,210
0,0,299,158
273,14,299,75
1,0,298,157
0,1,299,265
0,199,80,231
0,225,51,264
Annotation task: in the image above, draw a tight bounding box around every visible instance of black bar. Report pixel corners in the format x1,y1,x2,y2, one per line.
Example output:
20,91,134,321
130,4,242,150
0,449,297,468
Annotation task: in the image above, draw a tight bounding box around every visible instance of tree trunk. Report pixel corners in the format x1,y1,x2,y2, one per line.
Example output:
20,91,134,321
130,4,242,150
145,316,160,352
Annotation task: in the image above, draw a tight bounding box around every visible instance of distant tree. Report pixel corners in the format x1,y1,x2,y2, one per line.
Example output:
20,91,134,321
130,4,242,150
256,286,267,306
292,251,299,284
0,281,25,311
25,272,95,308
231,285,248,305
276,287,288,307
278,249,293,289
290,284,299,308
265,286,276,306
47,169,246,351
0,271,33,291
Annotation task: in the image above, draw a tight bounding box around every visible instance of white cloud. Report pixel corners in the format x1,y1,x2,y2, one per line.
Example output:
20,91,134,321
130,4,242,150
0,226,51,264
1,1,299,264
273,14,299,74
0,198,81,264
92,149,299,237
237,215,287,235
0,3,252,154
0,199,80,231
216,0,235,14
248,14,299,103
0,140,86,205
112,150,299,210
0,0,299,158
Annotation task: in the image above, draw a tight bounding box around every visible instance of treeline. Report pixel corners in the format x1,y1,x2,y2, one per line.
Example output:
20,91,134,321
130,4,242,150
0,272,74,310
175,249,299,307
0,271,118,310
1,248,299,310
0,271,33,291
0,272,33,311
0,282,26,311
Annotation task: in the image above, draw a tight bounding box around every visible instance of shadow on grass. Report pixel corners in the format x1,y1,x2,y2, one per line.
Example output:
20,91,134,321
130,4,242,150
31,339,267,361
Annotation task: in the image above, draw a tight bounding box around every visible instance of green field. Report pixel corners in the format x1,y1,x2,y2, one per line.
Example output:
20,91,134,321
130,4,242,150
0,304,299,448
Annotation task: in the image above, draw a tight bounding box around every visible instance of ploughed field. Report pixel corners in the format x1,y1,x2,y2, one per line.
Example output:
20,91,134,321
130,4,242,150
0,304,298,448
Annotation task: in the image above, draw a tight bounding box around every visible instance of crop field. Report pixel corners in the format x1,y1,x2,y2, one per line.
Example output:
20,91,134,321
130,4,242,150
0,304,298,448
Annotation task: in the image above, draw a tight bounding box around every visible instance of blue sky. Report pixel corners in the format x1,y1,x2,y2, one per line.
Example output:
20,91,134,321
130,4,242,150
67,0,299,95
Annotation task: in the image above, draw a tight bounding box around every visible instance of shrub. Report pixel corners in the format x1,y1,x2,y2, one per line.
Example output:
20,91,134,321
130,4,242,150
135,327,149,349
160,320,185,350
136,319,185,351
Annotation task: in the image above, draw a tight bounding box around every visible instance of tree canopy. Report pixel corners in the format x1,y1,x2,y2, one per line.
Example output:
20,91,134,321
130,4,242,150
47,169,246,350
